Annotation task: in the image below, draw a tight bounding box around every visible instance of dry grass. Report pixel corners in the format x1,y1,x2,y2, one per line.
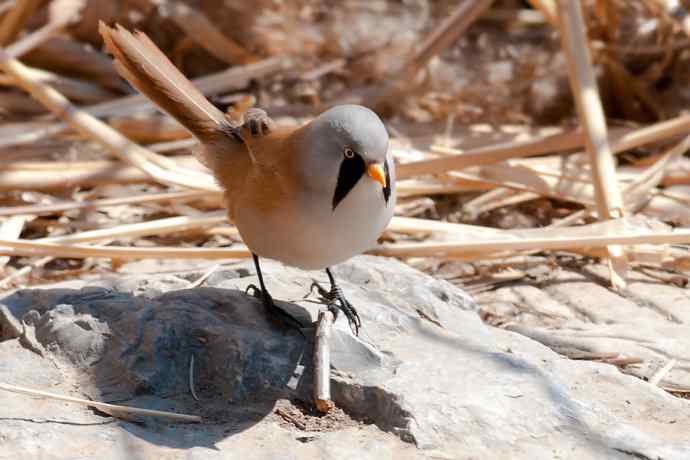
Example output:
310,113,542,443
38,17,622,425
0,0,689,291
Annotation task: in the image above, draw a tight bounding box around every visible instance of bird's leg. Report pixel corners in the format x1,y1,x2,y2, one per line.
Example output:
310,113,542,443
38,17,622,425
309,268,361,335
246,253,304,332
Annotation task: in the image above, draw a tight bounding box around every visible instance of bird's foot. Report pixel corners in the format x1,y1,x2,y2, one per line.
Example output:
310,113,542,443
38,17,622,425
309,281,361,335
245,284,305,335
242,108,275,137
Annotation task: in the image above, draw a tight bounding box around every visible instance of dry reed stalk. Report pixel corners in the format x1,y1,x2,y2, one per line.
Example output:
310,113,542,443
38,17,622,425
40,213,227,244
187,264,221,288
0,189,215,217
3,0,85,60
1,57,285,150
537,134,690,226
471,191,542,217
611,114,690,153
0,66,116,104
389,216,512,238
475,163,598,206
22,36,126,91
463,188,520,218
547,209,589,228
0,0,41,45
204,226,241,238
373,0,495,112
0,122,66,150
373,228,690,258
557,1,627,217
4,20,64,59
0,160,154,190
0,239,250,260
397,124,583,180
401,113,690,186
397,115,690,178
160,1,256,65
557,0,627,288
148,137,198,153
109,116,190,144
88,57,284,119
395,177,492,196
0,382,201,423
0,155,206,191
623,134,690,211
0,50,219,191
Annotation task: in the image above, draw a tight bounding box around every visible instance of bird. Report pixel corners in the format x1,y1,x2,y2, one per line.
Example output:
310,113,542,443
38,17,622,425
99,23,396,335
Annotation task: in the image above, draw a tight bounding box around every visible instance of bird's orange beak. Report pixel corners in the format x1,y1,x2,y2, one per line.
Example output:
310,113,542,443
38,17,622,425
367,163,386,188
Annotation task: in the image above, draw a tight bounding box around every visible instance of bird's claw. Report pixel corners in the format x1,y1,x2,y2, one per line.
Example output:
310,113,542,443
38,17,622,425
310,280,361,336
245,283,263,298
308,281,335,302
242,108,275,137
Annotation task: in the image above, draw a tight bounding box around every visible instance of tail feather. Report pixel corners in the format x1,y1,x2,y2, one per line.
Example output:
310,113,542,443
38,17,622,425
99,22,230,143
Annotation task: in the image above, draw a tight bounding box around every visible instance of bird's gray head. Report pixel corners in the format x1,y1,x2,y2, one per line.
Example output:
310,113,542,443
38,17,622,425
300,104,392,210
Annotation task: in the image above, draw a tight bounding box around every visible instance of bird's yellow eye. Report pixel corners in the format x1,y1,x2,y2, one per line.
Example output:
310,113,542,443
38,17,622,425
344,148,355,159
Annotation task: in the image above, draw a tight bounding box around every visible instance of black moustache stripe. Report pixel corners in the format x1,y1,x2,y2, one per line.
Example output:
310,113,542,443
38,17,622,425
332,155,365,210
383,160,391,204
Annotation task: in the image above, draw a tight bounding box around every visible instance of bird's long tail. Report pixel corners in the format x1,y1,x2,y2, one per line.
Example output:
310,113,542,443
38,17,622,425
99,22,233,145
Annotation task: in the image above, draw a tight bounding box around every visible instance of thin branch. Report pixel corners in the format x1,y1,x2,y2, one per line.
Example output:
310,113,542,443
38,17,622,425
0,382,201,423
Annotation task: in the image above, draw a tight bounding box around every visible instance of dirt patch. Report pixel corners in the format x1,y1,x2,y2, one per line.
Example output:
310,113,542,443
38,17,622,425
271,399,363,433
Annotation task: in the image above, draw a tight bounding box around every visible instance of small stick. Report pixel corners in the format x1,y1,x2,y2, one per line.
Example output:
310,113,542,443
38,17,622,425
187,264,220,288
0,382,201,423
605,356,644,367
0,256,52,289
649,358,677,386
189,354,199,401
275,407,306,430
313,308,334,413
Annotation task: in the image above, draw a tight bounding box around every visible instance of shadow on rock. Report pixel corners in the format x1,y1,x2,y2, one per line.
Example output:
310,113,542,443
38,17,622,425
0,285,312,448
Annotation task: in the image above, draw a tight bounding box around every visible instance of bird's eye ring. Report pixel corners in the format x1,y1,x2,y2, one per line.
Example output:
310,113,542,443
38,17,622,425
344,148,355,159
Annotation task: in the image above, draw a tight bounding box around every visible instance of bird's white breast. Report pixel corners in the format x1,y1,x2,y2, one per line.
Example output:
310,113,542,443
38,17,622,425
236,175,395,270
